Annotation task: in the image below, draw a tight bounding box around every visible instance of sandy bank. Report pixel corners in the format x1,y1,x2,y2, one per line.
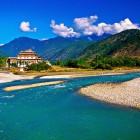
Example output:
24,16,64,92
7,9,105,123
79,78,140,109
23,69,140,79
0,72,34,83
3,81,64,91
1,69,140,83
40,75,72,79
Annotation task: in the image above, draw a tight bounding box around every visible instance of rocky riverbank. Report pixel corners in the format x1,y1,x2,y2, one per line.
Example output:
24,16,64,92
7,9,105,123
79,78,140,109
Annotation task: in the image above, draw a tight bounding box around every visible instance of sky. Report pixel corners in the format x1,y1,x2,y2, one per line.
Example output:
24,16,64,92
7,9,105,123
0,0,140,44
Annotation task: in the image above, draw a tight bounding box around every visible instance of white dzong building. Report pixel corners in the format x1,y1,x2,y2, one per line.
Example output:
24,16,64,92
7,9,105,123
7,49,42,68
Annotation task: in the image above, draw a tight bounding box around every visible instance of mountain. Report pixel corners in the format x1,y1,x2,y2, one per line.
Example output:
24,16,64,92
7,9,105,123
0,37,44,57
48,41,93,61
0,37,76,60
0,51,7,58
77,34,111,41
38,37,76,61
0,34,109,61
78,29,140,59
1,30,139,62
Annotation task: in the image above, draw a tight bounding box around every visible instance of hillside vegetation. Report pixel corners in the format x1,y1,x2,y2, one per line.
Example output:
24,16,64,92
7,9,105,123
54,56,140,70
0,53,6,67
0,34,110,61
51,41,93,61
0,51,7,57
78,29,140,59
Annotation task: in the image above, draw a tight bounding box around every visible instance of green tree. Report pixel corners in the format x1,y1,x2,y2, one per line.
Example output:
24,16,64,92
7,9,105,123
0,57,6,67
27,62,51,71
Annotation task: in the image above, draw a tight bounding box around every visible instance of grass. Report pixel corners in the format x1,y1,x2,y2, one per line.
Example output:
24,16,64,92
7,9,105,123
0,65,140,78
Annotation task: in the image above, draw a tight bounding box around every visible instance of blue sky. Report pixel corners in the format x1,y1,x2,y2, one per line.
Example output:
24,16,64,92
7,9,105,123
0,0,140,44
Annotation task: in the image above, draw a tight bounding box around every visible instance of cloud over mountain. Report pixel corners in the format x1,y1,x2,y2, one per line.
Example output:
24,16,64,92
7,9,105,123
50,20,80,38
75,17,139,36
50,15,140,37
20,21,37,32
74,15,98,35
0,44,4,46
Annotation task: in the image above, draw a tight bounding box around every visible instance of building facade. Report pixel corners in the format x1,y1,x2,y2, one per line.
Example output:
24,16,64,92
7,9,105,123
7,49,42,68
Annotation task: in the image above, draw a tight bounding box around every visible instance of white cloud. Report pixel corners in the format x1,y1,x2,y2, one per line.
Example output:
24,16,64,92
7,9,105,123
50,16,140,37
20,21,37,32
50,20,80,38
40,38,48,41
0,44,4,46
74,15,98,31
74,16,139,36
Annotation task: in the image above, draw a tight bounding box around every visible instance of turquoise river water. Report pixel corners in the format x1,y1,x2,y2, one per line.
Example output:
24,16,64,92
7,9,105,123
0,73,140,140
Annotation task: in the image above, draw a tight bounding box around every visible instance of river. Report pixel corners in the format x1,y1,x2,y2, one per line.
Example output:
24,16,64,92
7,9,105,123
0,72,140,140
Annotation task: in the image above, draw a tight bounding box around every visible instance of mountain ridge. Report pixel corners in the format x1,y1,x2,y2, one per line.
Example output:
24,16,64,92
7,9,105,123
78,29,140,59
1,30,139,62
0,34,110,61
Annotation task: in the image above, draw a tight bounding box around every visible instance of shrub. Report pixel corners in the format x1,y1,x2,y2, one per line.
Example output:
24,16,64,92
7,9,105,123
0,57,6,67
27,62,51,71
11,63,17,67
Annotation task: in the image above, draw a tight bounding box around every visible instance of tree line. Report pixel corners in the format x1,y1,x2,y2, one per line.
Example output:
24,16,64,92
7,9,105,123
1,55,140,71
53,56,140,70
0,57,6,67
